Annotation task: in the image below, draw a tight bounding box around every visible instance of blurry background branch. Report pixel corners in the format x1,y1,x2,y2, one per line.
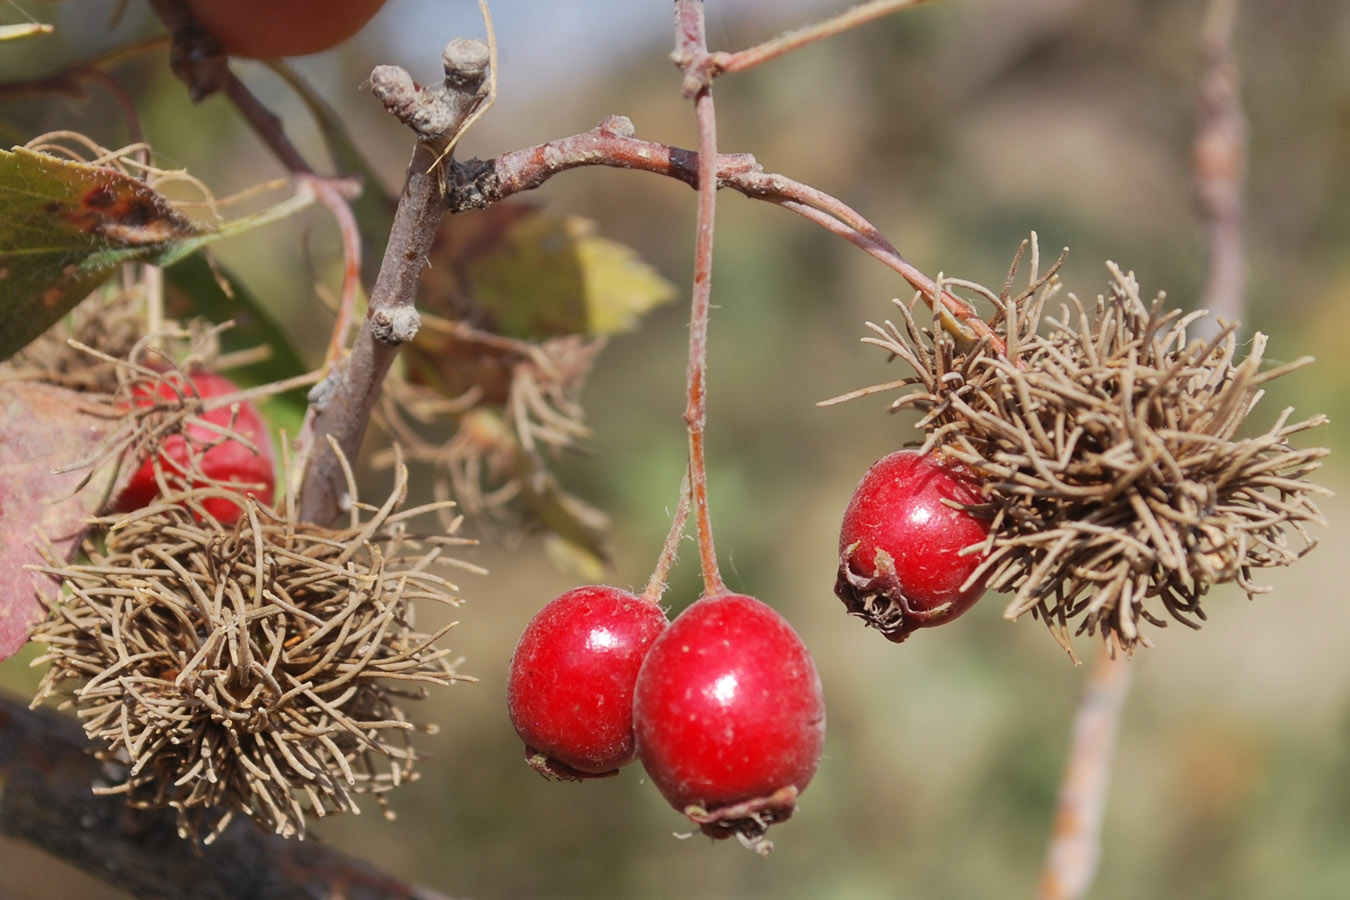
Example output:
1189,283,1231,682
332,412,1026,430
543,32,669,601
0,694,461,900
1036,2,1252,897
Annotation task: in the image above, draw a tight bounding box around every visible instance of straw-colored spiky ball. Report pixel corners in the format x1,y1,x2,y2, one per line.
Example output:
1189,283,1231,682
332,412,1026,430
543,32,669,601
30,466,476,842
839,248,1328,657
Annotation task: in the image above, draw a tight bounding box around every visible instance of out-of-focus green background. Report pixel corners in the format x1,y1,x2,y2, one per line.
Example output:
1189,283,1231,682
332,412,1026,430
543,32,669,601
2,1,1348,898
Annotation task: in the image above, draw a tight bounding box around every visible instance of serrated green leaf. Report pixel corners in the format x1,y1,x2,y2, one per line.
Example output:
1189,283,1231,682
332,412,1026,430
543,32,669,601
0,147,317,362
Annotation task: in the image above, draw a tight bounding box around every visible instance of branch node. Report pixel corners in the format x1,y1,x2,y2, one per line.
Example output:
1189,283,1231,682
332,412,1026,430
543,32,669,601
598,115,636,138
370,307,422,346
372,42,491,145
370,64,419,119
443,38,491,87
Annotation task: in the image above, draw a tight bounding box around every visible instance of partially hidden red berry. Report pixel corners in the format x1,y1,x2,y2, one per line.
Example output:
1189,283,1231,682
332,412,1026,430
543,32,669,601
507,585,669,780
182,0,388,59
835,449,991,643
115,370,276,527
634,592,825,851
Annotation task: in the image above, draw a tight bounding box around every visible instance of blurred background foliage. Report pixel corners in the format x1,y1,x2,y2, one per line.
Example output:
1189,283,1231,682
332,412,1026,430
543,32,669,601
1,0,1348,898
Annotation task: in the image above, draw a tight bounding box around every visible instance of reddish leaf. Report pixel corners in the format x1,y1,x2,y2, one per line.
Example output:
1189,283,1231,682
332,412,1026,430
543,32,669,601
0,382,115,660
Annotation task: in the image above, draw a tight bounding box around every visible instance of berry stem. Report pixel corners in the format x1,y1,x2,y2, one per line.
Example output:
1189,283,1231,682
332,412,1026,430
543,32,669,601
675,0,727,597
640,470,692,607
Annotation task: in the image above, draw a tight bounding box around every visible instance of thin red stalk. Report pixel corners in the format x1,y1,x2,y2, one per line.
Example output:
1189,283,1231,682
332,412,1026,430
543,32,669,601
685,89,725,597
219,69,314,175
640,471,693,606
1036,647,1133,900
676,0,727,597
300,174,365,369
766,197,1003,352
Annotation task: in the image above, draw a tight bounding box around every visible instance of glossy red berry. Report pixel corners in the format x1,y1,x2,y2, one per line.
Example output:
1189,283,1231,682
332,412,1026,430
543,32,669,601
835,449,991,643
507,585,669,780
115,370,275,526
634,592,825,850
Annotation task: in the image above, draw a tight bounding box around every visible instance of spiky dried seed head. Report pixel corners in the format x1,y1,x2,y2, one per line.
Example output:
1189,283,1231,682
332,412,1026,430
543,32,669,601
839,243,1329,658
30,464,476,842
375,332,610,562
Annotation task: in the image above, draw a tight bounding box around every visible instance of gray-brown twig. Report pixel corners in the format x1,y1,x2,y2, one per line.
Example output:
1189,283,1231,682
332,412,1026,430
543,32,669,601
297,41,492,525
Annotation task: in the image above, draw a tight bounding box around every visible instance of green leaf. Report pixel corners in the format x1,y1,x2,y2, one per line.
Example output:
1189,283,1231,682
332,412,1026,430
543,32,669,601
0,147,210,360
0,147,318,362
468,213,677,338
422,207,676,341
163,254,311,439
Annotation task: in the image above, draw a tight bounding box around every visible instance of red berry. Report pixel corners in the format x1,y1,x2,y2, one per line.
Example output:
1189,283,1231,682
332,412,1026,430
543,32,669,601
835,449,991,643
115,370,276,526
181,0,388,59
634,592,825,851
507,586,669,780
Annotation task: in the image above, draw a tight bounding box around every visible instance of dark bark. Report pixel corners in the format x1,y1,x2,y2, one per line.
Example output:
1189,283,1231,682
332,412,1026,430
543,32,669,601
0,695,457,900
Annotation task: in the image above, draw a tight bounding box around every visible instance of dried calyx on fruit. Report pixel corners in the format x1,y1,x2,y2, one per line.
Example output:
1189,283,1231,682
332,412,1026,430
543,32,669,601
836,241,1328,656
29,461,477,842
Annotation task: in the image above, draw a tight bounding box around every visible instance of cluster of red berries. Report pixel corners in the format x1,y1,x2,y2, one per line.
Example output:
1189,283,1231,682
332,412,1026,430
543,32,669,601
507,586,825,847
506,449,992,847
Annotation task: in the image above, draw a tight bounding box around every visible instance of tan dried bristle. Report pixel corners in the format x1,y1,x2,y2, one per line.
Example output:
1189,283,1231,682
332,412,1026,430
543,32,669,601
849,249,1329,657
30,467,475,842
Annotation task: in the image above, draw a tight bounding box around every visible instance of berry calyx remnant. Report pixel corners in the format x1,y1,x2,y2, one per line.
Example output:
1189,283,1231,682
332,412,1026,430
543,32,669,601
507,585,669,780
835,449,991,643
633,592,825,853
182,0,388,59
115,370,276,526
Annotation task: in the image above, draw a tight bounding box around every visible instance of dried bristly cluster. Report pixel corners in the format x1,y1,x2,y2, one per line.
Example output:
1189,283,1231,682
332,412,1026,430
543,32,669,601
854,245,1328,656
0,285,161,393
29,461,477,842
0,318,263,507
375,332,609,550
38,323,260,498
